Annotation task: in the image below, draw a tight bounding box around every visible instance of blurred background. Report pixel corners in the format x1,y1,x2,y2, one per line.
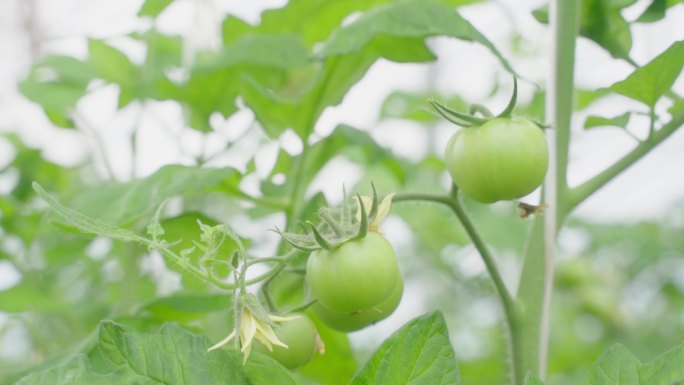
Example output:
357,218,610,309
1,0,683,384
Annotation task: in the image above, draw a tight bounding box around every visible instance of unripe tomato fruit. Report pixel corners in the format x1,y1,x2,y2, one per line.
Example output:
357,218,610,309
253,313,318,370
313,271,403,332
445,117,548,203
306,231,399,313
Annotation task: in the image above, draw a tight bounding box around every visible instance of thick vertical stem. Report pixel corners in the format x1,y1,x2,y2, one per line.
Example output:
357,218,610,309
515,0,578,380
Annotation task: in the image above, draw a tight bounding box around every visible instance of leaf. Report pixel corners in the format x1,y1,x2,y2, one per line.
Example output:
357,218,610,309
636,0,684,23
33,182,145,243
584,112,632,130
639,344,684,385
138,0,174,17
583,343,684,385
318,1,513,74
350,311,459,385
157,35,309,132
607,40,684,107
68,165,240,226
243,1,512,140
584,344,640,385
88,39,137,85
19,56,95,128
17,321,305,385
221,0,482,48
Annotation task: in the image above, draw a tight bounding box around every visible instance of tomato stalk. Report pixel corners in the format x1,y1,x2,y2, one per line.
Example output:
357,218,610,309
393,189,522,383
516,0,578,382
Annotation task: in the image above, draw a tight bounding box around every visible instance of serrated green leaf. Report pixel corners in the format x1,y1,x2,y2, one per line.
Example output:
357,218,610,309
138,0,174,17
350,311,459,385
17,321,305,385
584,344,641,385
244,1,512,140
222,0,482,48
318,1,513,74
69,165,239,226
639,344,684,385
584,112,632,130
33,182,145,243
608,40,684,107
583,343,684,385
158,35,309,132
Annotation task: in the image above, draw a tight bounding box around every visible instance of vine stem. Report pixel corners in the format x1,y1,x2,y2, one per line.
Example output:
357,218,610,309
567,111,684,212
393,189,521,384
153,244,292,290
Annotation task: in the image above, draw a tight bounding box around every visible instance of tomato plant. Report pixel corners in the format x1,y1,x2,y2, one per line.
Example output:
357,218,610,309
253,314,320,370
7,0,684,385
306,231,400,314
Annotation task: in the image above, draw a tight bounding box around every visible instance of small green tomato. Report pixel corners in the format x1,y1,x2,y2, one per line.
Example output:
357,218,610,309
253,313,319,370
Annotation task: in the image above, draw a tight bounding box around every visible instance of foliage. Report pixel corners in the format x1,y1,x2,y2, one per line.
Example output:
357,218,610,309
2,0,684,384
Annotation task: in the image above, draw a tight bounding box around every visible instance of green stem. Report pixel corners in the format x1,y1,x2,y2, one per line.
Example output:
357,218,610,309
567,111,684,211
394,190,521,384
155,245,287,290
515,0,578,381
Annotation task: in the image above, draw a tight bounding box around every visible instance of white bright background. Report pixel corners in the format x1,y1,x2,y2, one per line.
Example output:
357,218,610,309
0,0,683,368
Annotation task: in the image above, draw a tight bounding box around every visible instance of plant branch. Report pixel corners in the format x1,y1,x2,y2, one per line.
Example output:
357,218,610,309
567,111,684,211
394,189,521,382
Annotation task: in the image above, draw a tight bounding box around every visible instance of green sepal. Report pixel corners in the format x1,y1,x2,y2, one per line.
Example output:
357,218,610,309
354,193,369,240
430,100,488,126
272,227,319,252
307,221,333,250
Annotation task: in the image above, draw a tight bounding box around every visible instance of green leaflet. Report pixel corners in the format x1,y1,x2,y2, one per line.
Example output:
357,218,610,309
350,311,460,385
584,343,684,385
16,321,305,385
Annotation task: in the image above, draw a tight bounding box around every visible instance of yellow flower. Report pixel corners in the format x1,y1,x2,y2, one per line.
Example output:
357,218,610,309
208,308,299,363
355,193,394,232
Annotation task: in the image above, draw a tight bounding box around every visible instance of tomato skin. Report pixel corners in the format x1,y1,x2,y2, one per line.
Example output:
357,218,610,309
314,272,403,332
445,117,548,203
306,231,399,313
253,313,317,370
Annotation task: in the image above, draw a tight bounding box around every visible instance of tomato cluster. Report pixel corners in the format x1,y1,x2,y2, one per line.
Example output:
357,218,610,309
306,231,403,331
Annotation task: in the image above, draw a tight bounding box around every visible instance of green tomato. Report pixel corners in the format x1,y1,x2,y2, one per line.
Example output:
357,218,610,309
314,272,403,332
254,313,318,370
445,117,548,203
306,231,399,313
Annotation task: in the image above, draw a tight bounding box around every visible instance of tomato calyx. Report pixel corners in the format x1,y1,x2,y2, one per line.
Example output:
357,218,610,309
274,184,393,252
430,77,520,128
